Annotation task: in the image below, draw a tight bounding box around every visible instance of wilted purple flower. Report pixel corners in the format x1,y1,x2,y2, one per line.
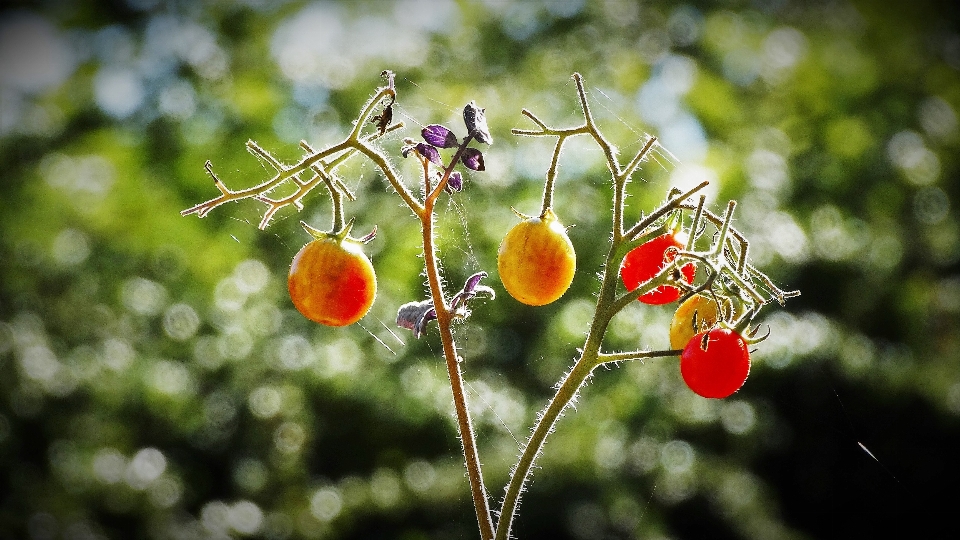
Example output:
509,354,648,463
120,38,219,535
461,148,485,171
451,272,495,312
463,101,492,144
422,124,459,148
356,225,378,244
397,273,494,339
397,300,437,339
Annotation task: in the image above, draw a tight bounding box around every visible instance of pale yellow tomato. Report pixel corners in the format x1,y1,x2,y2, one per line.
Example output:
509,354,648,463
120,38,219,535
497,209,576,306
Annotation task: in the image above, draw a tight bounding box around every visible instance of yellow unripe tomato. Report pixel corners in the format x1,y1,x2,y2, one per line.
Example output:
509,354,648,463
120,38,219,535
497,209,576,306
288,236,377,327
669,293,731,350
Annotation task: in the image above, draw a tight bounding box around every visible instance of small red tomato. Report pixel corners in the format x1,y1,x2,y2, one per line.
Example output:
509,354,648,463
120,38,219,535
680,328,750,399
620,232,695,305
498,209,576,306
288,236,377,327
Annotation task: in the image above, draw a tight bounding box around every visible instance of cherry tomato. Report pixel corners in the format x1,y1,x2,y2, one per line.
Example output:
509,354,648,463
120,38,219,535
620,232,695,305
680,328,750,399
288,236,377,327
669,293,731,350
497,209,576,306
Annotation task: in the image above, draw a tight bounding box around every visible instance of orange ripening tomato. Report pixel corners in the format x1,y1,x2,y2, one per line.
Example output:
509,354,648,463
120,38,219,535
288,236,377,327
620,232,695,305
669,293,731,350
497,209,576,306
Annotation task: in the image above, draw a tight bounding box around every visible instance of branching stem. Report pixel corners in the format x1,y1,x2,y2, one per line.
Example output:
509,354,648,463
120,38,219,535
597,348,683,364
182,71,798,540
495,73,689,540
495,345,600,540
418,147,495,540
181,122,404,229
422,217,495,539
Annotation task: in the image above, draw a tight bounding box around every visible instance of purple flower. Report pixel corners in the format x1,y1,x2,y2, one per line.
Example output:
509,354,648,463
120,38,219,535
451,272,495,312
396,272,494,339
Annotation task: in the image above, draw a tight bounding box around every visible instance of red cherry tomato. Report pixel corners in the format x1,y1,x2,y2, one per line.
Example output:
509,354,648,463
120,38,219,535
288,236,377,327
497,209,576,306
620,232,695,305
680,328,750,399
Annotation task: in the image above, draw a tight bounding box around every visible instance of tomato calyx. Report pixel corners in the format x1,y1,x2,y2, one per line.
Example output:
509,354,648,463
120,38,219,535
300,218,377,246
736,317,771,345
508,206,567,225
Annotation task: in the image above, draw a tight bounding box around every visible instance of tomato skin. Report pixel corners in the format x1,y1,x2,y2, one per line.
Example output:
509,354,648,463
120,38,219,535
620,232,695,305
497,210,576,306
288,237,377,327
669,293,728,350
680,328,750,399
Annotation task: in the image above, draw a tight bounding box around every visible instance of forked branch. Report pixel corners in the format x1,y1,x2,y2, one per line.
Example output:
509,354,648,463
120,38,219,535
181,123,402,229
181,77,408,229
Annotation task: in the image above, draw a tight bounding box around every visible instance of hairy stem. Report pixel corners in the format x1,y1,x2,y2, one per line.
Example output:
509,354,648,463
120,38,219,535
613,136,659,241
321,173,344,233
355,141,424,216
597,348,681,364
421,191,494,539
180,122,403,229
540,135,570,214
495,346,600,540
496,73,673,538
426,134,476,206
496,201,647,537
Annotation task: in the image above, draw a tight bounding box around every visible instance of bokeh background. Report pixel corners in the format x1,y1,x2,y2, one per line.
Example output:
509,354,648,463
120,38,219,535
2,0,960,539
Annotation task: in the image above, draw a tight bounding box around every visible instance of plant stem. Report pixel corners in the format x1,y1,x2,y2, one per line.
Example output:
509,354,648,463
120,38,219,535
496,229,632,538
426,135,475,207
494,345,600,540
597,349,681,364
318,172,344,233
539,135,569,215
495,143,687,536
420,194,495,539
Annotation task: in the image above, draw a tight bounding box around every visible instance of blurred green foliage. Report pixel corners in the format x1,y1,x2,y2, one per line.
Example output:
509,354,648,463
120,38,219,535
1,0,959,539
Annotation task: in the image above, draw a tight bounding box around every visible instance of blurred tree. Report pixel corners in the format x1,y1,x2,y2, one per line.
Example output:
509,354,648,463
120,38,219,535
1,1,959,539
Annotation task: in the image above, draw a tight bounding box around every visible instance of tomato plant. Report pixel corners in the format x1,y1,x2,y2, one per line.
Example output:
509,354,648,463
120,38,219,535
620,232,695,304
497,208,576,306
680,328,750,399
669,293,733,350
288,234,377,327
184,72,798,540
